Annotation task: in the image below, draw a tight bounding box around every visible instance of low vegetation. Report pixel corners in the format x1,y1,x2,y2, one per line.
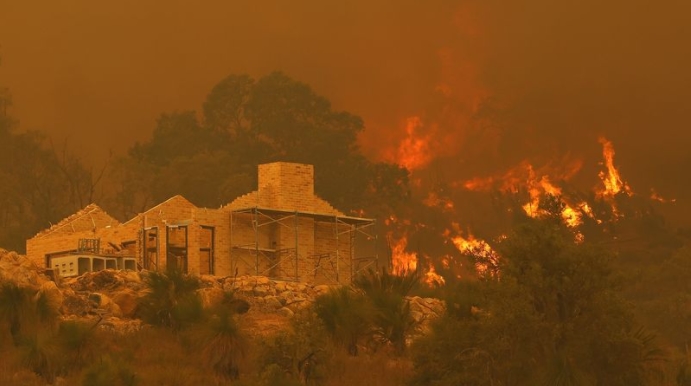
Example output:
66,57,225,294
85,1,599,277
2,218,691,385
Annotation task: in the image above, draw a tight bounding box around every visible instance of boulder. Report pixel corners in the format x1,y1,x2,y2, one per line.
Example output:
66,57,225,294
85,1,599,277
61,291,91,316
263,295,283,310
198,287,226,309
111,289,139,318
199,275,220,288
277,307,294,318
275,281,287,292
222,279,240,292
228,298,251,314
0,249,46,287
99,317,143,335
89,292,122,317
252,286,270,297
36,281,64,313
122,271,142,284
90,270,125,290
313,285,331,295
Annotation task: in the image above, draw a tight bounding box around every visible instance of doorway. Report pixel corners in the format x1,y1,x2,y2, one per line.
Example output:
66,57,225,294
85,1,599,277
166,225,188,273
199,226,215,275
143,227,159,270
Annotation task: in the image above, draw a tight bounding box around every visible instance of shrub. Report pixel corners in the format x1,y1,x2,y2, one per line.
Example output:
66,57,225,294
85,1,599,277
81,355,136,386
314,287,372,356
259,310,332,385
137,268,203,331
192,306,248,380
353,269,420,354
0,282,38,345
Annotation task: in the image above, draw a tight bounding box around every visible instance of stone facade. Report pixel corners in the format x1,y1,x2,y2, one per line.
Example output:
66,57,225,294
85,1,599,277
25,162,376,284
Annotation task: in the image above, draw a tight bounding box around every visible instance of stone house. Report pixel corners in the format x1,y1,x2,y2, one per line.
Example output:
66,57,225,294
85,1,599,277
26,162,377,284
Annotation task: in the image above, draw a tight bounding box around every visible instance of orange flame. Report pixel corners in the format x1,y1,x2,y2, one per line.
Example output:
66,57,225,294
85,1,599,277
522,175,591,228
388,235,418,274
597,137,632,198
424,265,446,286
422,191,454,212
464,160,588,228
393,116,433,171
448,227,500,276
388,231,445,286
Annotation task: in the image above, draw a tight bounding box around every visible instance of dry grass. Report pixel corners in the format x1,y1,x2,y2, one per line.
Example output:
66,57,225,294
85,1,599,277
1,314,413,386
325,350,414,386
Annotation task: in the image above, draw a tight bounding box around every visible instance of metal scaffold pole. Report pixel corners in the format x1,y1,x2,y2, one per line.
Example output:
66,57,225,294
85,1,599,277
350,224,356,282
254,208,259,275
335,216,339,283
294,211,299,281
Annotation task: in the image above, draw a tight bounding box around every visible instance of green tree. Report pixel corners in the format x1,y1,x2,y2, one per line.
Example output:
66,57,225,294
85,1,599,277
411,219,666,386
108,72,408,217
203,74,254,135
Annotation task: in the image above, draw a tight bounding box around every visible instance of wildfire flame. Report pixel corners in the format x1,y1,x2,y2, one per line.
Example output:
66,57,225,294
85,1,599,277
393,116,433,171
388,231,445,286
386,136,673,288
388,235,418,274
448,226,500,277
463,160,589,228
422,191,454,212
424,265,446,286
597,137,633,198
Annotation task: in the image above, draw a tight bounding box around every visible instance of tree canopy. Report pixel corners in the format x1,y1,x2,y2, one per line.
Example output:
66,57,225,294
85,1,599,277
412,218,666,386
0,85,99,252
107,71,408,219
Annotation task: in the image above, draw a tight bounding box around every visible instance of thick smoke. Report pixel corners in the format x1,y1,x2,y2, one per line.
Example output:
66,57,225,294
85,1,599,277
1,0,689,225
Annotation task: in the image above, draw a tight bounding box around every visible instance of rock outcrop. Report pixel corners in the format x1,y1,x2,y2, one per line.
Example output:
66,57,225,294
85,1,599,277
0,249,444,337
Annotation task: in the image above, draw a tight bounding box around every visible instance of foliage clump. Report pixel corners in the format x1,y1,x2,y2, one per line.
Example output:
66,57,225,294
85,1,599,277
137,268,203,331
411,219,667,386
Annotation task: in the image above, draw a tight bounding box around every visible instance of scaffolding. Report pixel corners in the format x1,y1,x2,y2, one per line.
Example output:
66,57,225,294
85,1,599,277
229,207,377,284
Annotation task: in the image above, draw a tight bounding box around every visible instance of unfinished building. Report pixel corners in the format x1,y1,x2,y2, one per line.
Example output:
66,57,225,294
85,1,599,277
26,162,377,284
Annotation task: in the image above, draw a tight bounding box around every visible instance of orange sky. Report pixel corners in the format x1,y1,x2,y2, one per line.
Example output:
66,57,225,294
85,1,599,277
1,0,690,214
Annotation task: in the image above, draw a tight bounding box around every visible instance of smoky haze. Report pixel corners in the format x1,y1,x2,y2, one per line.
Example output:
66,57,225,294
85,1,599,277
1,0,690,223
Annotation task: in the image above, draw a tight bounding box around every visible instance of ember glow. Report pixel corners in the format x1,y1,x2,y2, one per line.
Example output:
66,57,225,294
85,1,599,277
651,189,676,204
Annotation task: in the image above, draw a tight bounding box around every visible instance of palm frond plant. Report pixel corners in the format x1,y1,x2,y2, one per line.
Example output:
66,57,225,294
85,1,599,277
192,306,248,380
314,286,372,356
0,282,38,345
353,268,421,354
137,267,203,331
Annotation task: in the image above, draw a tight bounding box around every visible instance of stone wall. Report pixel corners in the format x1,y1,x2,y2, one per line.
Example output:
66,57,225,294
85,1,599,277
26,204,120,267
25,162,373,285
2,249,444,341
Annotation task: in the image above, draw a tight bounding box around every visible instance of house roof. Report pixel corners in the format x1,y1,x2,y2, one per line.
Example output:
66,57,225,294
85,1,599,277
31,204,120,239
122,195,197,225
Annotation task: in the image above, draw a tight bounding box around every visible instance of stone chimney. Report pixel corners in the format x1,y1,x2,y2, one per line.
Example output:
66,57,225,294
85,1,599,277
258,162,315,212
